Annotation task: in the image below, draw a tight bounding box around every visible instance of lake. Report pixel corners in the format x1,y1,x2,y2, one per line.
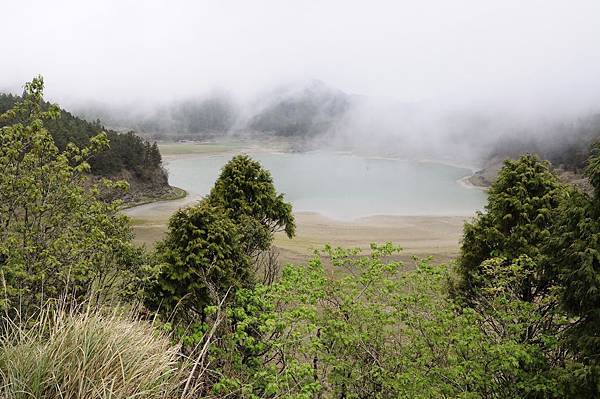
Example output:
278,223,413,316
165,150,486,220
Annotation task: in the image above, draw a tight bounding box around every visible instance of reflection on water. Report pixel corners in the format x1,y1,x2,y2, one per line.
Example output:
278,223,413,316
166,151,486,219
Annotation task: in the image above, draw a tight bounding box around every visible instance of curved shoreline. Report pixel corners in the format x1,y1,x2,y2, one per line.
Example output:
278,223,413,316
456,174,488,191
121,186,189,211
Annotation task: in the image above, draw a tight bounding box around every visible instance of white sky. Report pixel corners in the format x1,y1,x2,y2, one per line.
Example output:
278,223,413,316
3,0,600,111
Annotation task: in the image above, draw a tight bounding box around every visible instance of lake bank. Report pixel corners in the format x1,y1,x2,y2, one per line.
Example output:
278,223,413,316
124,142,482,263
120,186,187,209
274,212,468,264
126,204,468,264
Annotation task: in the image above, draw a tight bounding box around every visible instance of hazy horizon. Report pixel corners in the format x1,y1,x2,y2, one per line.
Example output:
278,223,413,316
3,1,600,116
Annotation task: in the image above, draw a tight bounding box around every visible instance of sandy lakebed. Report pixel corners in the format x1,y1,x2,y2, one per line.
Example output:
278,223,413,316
124,142,483,265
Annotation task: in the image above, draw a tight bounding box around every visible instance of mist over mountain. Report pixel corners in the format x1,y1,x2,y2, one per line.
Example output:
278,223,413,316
74,78,600,173
75,80,352,139
5,0,600,166
72,75,600,195
245,80,350,137
325,97,600,168
76,92,238,136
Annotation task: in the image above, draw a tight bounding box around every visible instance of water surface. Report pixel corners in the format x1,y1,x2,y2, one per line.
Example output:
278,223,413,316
166,151,486,219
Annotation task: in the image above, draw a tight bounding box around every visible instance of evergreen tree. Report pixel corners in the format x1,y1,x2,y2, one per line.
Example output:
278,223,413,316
146,201,249,323
150,141,162,167
143,141,152,168
549,142,600,396
451,154,569,397
147,155,295,324
207,154,295,257
454,154,565,304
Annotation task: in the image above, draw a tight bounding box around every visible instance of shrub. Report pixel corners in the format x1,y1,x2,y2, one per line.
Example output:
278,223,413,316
0,76,141,316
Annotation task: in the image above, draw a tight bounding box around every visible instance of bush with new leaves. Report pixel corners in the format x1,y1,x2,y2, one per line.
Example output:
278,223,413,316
0,77,140,317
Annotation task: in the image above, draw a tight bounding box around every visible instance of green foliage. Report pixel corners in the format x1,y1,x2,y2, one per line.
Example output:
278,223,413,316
146,201,250,323
547,141,600,395
466,256,570,398
6,77,600,398
0,89,164,180
208,154,295,256
202,245,571,398
0,76,141,316
449,154,577,397
455,154,564,304
147,154,295,326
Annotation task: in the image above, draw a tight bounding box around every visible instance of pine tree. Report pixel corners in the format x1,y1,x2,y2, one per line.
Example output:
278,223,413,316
143,141,151,168
150,141,162,167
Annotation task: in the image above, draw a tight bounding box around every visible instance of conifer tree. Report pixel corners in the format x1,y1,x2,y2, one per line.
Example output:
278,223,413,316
549,142,600,396
454,154,564,304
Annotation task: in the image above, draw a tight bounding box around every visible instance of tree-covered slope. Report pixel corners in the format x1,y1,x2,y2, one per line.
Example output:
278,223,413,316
0,92,171,201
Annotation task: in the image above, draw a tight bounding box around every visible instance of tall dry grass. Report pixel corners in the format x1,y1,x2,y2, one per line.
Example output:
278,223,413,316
0,308,187,399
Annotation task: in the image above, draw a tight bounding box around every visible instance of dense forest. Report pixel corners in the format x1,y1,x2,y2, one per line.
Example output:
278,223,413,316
0,89,170,201
2,78,600,398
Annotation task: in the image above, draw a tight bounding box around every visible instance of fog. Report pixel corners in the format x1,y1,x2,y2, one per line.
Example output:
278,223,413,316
3,1,600,165
3,1,600,105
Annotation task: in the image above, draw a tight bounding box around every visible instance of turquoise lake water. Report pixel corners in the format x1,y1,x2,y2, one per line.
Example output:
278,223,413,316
165,151,486,219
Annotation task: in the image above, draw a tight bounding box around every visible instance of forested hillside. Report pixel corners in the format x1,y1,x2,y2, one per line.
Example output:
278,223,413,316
487,114,600,171
467,114,600,189
0,91,173,203
247,80,350,137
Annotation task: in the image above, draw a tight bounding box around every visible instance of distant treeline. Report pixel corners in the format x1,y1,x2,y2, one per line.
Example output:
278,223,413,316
485,113,600,171
0,92,163,180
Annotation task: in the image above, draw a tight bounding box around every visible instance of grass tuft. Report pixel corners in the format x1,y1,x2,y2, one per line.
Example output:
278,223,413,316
0,308,183,399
